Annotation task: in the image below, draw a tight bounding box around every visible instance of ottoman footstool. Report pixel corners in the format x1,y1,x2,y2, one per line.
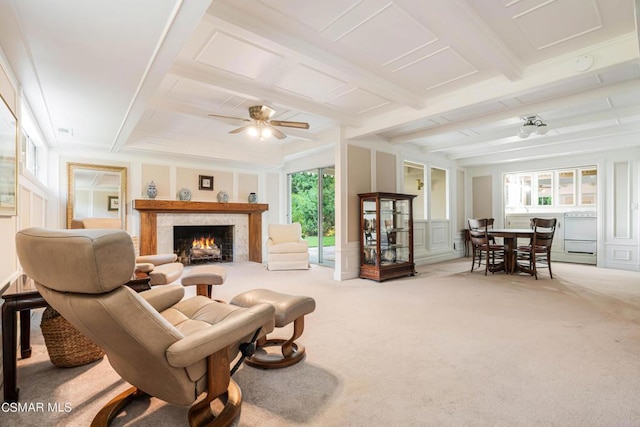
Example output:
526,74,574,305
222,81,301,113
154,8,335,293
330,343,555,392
181,265,227,298
230,289,316,369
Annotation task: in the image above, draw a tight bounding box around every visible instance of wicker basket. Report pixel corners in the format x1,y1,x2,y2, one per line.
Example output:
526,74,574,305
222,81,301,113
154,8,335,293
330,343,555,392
40,306,105,368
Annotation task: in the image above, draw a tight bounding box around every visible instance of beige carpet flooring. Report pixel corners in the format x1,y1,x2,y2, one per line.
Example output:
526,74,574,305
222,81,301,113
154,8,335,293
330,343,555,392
3,258,640,426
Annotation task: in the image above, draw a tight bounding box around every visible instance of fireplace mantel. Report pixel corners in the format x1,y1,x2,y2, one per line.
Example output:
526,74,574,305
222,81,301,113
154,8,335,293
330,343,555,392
133,199,269,262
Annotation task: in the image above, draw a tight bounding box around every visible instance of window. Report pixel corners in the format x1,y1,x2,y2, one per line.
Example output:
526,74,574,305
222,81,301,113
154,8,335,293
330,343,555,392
23,132,39,176
403,162,425,219
537,172,553,205
430,167,448,219
505,166,596,209
505,174,532,207
580,168,597,205
558,170,575,206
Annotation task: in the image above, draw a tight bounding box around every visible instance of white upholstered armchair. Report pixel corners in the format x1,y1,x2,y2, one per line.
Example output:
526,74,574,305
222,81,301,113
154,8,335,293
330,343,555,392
266,223,310,270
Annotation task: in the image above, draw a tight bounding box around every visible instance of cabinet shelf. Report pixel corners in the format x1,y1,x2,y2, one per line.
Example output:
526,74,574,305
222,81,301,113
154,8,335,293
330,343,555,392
359,192,416,282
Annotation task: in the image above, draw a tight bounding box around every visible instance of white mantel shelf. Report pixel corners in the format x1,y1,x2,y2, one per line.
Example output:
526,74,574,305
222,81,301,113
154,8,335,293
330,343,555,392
133,199,269,262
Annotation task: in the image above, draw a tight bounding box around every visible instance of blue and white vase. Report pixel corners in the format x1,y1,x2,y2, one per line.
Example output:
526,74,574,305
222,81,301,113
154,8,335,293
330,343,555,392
146,181,157,199
248,192,257,203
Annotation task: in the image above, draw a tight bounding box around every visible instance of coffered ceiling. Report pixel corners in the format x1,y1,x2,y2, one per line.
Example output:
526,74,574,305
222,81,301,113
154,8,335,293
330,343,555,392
0,0,638,168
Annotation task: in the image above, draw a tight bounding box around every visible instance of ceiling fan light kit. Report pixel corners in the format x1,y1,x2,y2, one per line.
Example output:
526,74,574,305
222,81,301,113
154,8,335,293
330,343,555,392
208,105,310,140
518,115,549,138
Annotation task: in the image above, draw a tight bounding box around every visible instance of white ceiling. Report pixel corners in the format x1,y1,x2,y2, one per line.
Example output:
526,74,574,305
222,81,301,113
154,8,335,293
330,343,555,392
0,0,639,169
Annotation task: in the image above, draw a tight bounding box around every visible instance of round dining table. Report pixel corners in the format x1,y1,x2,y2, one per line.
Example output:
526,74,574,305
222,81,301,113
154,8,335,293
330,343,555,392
487,228,534,273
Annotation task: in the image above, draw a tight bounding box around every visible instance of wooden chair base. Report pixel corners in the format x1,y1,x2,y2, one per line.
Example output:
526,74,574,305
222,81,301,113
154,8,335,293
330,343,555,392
244,338,306,369
188,379,242,427
90,382,241,427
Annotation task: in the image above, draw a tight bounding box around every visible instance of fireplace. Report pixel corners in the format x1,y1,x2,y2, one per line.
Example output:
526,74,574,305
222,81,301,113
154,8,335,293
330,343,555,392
133,199,268,263
174,225,234,264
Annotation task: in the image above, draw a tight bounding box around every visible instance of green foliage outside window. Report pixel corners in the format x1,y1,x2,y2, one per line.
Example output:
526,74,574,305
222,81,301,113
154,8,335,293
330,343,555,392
290,172,335,240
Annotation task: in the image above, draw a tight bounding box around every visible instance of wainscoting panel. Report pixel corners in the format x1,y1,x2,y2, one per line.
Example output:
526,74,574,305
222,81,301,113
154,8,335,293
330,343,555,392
429,220,450,252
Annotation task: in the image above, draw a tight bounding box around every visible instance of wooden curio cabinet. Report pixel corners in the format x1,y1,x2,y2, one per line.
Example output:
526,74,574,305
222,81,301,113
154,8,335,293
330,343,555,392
359,192,416,282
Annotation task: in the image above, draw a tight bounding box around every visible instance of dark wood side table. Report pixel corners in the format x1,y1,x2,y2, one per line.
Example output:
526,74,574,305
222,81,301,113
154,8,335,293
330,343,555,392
2,274,151,402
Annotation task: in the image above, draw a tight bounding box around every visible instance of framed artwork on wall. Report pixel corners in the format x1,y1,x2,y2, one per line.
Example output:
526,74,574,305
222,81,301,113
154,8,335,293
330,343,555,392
199,175,214,191
108,196,119,211
0,94,17,216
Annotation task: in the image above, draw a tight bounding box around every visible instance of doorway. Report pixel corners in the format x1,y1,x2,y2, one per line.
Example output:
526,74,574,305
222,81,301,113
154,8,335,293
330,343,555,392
289,167,335,266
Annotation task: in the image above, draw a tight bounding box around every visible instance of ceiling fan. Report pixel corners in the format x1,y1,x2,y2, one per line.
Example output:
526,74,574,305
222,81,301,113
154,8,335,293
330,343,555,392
208,105,310,140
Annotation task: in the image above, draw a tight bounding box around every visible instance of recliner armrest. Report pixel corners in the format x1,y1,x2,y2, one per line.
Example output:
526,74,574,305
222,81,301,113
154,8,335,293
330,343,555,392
165,302,275,367
139,284,185,312
136,253,178,266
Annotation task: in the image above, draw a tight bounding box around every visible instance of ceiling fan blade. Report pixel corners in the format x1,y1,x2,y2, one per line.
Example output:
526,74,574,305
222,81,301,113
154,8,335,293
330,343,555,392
229,124,254,134
269,120,310,129
208,113,251,123
268,126,287,140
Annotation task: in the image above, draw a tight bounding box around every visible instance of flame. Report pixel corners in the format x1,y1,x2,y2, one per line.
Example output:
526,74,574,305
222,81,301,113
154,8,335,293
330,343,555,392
191,236,216,249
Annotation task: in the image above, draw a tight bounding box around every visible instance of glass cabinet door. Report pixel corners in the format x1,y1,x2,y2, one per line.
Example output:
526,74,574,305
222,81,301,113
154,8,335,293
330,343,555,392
362,198,377,265
359,192,416,282
379,197,410,264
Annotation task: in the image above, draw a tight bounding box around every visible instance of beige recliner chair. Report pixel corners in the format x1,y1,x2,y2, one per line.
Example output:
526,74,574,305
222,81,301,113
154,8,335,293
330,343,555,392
266,223,310,270
16,228,275,426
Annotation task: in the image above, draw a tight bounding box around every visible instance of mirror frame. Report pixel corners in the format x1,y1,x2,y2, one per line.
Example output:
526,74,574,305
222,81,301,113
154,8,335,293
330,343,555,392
66,162,127,229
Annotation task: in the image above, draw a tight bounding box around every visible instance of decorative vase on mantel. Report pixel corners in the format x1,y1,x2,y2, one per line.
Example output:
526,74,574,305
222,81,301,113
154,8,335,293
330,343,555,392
178,188,192,201
217,190,229,203
248,192,257,203
146,181,157,199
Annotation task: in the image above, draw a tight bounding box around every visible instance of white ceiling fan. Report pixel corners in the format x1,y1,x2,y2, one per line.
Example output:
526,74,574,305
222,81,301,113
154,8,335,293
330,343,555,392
208,105,310,140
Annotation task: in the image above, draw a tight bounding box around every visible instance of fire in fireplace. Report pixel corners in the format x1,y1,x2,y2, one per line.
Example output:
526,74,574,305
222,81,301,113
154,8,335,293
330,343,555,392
174,225,234,264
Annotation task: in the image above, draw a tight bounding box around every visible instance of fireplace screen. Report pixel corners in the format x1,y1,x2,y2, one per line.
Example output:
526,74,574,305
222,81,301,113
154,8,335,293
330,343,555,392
173,225,233,264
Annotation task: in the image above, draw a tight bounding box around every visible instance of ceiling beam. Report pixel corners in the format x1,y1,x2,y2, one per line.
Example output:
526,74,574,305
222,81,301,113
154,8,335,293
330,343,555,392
110,0,212,153
393,78,640,145
344,33,640,140
434,0,523,81
169,61,362,126
453,122,640,166
420,103,640,153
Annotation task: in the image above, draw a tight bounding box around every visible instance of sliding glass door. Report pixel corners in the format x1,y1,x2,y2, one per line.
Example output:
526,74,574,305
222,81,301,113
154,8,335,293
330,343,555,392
289,167,335,266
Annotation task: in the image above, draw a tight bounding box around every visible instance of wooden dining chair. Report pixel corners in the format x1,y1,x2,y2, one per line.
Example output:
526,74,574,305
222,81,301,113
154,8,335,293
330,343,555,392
468,218,498,268
514,217,557,279
467,218,504,275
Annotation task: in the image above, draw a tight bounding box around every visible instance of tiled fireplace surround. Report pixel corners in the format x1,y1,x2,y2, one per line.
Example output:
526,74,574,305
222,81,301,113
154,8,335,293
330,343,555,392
133,200,269,262
159,214,248,261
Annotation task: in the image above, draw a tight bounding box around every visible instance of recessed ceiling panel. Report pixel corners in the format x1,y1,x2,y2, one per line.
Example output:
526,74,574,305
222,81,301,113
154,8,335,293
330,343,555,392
327,88,391,114
273,65,346,99
554,118,619,134
539,98,612,120
441,101,508,122
413,130,471,145
169,80,239,109
391,47,477,90
259,0,361,32
514,0,602,50
334,4,437,66
515,74,599,104
196,31,284,79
